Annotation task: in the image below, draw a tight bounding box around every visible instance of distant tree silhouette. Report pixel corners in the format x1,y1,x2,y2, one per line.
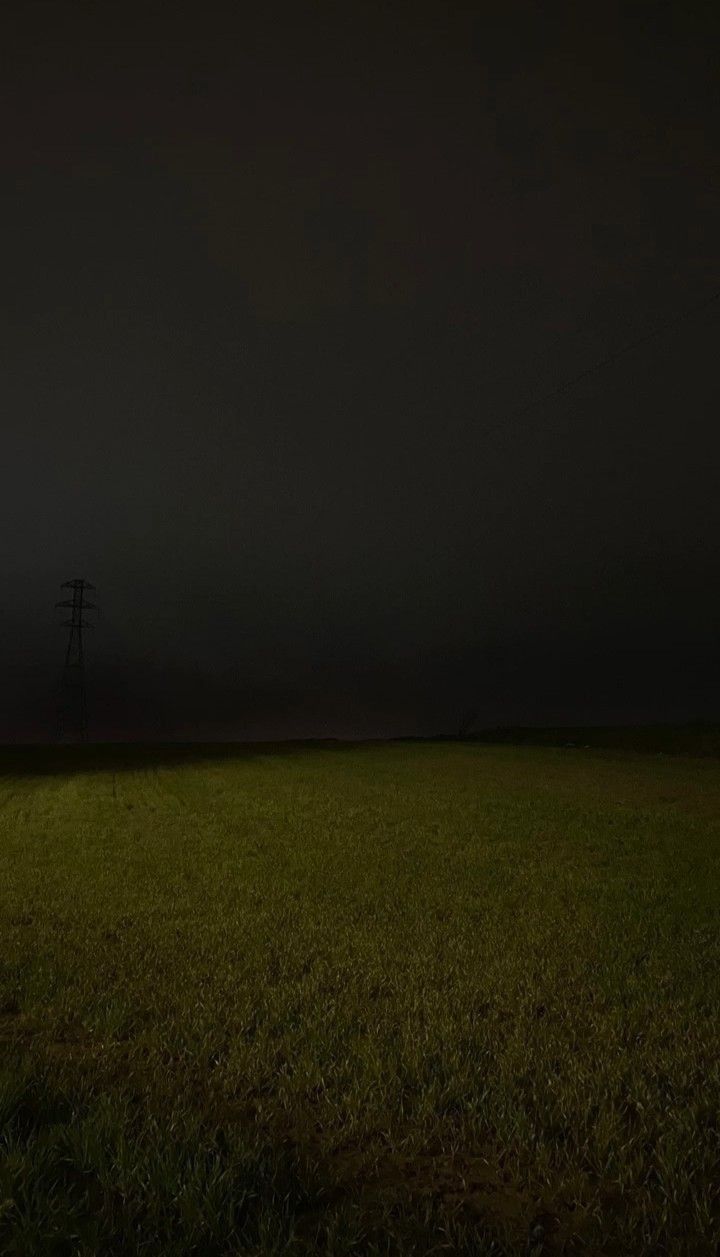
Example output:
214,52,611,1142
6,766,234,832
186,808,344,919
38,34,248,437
457,708,478,739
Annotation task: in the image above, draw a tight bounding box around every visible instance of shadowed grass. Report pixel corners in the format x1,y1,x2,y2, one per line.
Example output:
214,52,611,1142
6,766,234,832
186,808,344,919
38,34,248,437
1,739,719,1253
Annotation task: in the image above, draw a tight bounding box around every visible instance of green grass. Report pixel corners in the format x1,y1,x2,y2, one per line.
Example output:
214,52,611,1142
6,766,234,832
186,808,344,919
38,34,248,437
0,738,719,1255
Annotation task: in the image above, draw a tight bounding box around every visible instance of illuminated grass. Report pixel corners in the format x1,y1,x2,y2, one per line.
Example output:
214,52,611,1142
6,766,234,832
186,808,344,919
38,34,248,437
0,740,719,1254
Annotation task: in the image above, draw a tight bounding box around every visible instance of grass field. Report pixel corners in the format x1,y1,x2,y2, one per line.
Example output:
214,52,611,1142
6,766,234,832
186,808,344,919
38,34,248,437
1,737,719,1255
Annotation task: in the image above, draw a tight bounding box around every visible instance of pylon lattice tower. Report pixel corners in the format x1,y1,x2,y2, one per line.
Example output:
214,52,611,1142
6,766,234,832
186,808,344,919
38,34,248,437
56,578,97,742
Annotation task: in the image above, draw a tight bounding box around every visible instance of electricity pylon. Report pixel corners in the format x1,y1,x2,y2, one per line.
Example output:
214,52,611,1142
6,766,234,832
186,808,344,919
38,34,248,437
56,578,97,742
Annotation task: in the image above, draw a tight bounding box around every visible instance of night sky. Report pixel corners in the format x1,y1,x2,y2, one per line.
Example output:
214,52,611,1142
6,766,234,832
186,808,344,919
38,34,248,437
3,1,719,741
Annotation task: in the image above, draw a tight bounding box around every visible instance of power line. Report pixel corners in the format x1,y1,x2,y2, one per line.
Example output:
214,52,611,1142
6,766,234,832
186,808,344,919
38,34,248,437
508,286,720,422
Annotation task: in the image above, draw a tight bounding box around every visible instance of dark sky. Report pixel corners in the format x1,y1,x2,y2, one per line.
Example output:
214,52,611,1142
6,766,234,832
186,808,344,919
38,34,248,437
3,0,720,740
